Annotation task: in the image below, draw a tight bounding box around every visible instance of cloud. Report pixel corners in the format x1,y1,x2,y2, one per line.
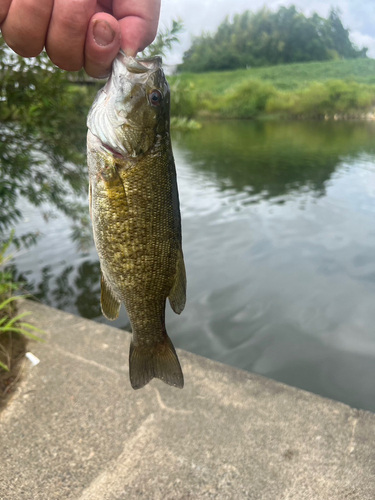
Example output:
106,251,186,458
350,32,375,58
159,0,374,64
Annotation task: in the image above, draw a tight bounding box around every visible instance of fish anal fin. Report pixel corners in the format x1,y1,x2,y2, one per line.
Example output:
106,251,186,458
100,273,121,320
168,249,186,315
129,334,184,390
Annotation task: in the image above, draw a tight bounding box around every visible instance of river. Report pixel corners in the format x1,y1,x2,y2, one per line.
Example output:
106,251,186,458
12,120,375,411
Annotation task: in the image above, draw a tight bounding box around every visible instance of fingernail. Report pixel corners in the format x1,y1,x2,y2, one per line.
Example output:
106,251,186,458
93,20,116,47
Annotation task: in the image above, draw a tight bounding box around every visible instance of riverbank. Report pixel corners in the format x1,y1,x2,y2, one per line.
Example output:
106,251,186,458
170,58,375,120
1,300,375,499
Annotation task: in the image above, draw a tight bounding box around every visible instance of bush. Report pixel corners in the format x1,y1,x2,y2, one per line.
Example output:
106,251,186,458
170,117,202,131
267,80,375,117
207,79,277,118
170,79,199,119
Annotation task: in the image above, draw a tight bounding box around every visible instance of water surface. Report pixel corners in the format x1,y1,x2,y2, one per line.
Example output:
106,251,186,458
12,120,375,411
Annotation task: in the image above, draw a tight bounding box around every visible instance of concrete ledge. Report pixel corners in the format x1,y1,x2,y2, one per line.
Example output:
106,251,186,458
1,301,374,499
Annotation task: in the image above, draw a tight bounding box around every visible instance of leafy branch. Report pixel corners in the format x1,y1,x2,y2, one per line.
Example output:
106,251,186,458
142,19,184,58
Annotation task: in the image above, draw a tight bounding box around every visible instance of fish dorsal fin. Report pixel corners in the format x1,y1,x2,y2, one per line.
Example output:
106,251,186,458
101,272,121,320
168,249,186,315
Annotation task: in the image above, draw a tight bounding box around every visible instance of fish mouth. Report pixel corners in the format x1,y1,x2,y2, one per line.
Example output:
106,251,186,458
113,51,163,79
117,50,162,74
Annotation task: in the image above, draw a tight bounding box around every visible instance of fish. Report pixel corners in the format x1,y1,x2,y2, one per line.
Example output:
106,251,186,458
87,52,186,390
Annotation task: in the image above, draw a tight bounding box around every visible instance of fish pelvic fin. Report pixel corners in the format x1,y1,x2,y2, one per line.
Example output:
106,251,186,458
129,334,184,390
100,272,121,320
168,249,187,315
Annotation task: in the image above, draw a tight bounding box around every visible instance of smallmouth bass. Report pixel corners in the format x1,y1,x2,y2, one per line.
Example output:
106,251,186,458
87,53,186,390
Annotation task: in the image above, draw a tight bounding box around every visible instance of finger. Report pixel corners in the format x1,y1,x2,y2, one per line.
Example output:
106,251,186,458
1,0,53,57
46,0,96,71
0,0,12,25
113,0,161,56
95,0,111,15
96,0,112,11
84,12,121,78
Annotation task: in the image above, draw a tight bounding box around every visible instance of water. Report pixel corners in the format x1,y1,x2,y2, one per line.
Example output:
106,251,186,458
11,120,375,412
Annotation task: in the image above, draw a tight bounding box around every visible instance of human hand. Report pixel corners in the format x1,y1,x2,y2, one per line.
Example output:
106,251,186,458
0,0,161,78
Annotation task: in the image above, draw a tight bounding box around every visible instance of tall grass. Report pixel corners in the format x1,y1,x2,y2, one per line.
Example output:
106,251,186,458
205,79,277,118
170,58,375,120
267,80,375,118
173,58,375,94
0,233,44,372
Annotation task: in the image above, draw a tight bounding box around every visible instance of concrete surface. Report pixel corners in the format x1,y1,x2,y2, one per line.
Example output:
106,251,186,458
1,301,374,500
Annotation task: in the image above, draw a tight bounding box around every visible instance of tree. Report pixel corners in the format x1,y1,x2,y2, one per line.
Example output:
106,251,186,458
179,6,368,72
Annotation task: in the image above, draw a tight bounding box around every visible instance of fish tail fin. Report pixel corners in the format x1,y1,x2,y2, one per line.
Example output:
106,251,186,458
129,333,184,390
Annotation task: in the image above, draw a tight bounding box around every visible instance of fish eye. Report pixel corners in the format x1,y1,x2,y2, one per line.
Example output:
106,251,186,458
149,89,162,107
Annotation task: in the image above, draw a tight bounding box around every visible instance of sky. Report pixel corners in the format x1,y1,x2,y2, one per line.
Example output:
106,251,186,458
158,0,375,65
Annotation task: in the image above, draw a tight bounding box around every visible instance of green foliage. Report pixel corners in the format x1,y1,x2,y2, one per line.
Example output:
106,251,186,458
207,80,277,118
142,19,184,58
0,35,91,247
169,79,198,118
172,59,375,94
170,59,375,119
267,81,375,118
179,6,367,72
0,232,19,301
170,117,202,131
0,233,44,371
205,79,375,119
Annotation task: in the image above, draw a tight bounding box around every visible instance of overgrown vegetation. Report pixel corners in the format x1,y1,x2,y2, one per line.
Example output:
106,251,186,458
0,233,43,383
0,35,92,249
179,6,367,72
171,59,375,120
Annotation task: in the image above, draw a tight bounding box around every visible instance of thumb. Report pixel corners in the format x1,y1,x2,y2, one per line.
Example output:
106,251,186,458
84,13,122,78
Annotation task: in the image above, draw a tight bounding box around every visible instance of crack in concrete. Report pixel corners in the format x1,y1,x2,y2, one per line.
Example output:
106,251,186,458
153,387,193,415
78,414,156,500
54,346,121,376
347,414,359,456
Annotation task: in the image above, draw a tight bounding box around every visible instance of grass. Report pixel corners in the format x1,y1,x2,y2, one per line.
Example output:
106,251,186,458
0,233,44,373
169,59,375,120
172,58,375,94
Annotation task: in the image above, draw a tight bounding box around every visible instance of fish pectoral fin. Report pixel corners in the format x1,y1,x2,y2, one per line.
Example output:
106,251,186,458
129,334,184,390
168,249,186,315
100,272,121,320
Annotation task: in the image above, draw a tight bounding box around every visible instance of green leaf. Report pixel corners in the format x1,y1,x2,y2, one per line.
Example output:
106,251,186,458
0,316,9,327
3,311,31,328
0,294,30,311
0,360,9,371
0,326,43,341
18,322,45,335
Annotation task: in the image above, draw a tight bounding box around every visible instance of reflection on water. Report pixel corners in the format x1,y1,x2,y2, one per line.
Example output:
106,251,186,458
11,120,375,412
